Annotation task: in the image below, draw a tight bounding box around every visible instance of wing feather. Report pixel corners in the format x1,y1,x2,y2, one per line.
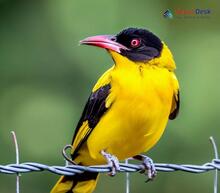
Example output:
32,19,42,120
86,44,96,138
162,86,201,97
71,84,111,160
169,91,180,120
169,73,180,120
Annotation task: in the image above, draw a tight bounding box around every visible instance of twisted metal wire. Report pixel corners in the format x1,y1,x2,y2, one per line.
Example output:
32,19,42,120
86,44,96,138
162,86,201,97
1,132,219,193
0,159,220,176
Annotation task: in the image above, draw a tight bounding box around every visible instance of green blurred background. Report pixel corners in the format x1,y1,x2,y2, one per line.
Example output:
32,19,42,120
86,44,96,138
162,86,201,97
0,0,220,192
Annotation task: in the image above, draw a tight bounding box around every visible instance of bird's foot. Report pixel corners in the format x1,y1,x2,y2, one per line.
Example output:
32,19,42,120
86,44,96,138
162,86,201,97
133,154,157,182
101,150,120,176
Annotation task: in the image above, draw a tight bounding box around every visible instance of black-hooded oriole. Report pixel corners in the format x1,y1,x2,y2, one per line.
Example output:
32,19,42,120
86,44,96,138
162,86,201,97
51,27,180,193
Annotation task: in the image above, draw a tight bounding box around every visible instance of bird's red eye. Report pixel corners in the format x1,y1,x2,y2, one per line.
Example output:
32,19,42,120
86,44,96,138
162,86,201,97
130,38,141,48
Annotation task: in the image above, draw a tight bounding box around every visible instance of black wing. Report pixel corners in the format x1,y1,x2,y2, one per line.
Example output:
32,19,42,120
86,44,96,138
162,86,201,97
169,91,180,120
71,84,111,159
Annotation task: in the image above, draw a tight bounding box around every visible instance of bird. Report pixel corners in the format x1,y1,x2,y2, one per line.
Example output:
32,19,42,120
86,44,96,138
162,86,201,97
50,27,180,193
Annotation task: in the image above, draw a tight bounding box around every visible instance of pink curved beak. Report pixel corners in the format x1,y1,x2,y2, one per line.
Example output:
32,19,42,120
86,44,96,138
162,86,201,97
79,35,128,53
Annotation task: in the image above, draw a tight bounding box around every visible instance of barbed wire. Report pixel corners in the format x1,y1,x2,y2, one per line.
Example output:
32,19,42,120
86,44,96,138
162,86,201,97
0,159,220,175
0,132,219,193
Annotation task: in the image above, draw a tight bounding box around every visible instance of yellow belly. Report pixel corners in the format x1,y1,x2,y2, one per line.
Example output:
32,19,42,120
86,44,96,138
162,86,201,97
88,100,169,161
85,66,174,164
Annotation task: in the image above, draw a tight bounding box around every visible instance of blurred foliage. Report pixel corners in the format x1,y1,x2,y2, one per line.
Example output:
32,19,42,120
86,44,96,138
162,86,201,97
0,0,220,192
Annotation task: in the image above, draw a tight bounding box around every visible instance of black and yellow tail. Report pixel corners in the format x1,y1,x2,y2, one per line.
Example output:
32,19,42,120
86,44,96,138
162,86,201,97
50,172,99,193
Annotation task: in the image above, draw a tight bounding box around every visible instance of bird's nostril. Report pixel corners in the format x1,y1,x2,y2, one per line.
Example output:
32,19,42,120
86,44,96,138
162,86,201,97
111,37,116,41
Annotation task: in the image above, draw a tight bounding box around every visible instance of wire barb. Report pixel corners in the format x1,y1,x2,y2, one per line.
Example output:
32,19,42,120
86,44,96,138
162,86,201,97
210,136,219,193
11,131,20,193
125,159,130,193
62,144,77,165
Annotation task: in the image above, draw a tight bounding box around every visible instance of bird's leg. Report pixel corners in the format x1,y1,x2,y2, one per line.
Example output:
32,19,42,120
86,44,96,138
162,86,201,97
133,154,157,182
101,150,120,176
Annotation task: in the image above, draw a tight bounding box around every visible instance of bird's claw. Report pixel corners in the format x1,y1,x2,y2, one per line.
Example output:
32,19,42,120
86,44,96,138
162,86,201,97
101,150,120,176
142,156,157,182
133,155,157,182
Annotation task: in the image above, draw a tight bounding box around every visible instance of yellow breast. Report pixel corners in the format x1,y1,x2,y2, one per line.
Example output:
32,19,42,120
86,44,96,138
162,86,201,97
87,63,174,163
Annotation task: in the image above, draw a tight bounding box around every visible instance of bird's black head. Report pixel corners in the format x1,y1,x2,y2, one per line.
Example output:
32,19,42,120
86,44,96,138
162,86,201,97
80,27,163,62
115,28,163,62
